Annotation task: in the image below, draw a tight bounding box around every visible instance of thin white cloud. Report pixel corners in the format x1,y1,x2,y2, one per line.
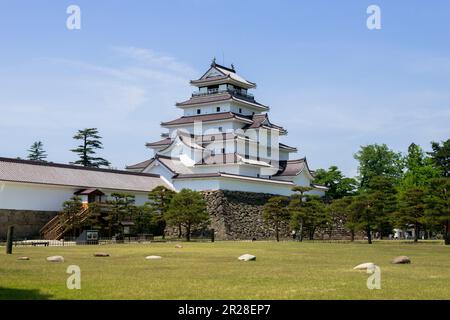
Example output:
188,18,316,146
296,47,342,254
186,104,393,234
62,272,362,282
112,46,197,76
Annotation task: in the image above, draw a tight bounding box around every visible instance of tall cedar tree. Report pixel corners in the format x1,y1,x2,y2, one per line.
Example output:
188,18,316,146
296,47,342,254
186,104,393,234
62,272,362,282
146,186,176,237
263,196,290,241
27,141,47,161
71,128,110,168
428,139,450,177
165,189,209,241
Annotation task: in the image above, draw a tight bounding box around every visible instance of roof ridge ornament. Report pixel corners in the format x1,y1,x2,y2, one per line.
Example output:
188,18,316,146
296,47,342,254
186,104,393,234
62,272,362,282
211,57,216,67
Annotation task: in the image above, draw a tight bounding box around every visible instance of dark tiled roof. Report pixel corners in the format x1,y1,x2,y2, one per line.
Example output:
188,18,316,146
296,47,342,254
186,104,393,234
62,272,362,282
244,113,286,133
0,157,170,192
176,92,268,110
275,158,307,177
125,159,154,170
145,138,172,147
279,143,297,151
174,172,294,185
161,112,253,126
190,63,257,89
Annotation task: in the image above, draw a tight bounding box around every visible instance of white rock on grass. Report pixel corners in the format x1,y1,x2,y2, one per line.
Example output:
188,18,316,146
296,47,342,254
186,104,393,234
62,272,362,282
391,256,411,264
145,255,162,260
353,262,375,270
175,244,183,248
238,254,256,261
46,256,64,263
17,257,30,261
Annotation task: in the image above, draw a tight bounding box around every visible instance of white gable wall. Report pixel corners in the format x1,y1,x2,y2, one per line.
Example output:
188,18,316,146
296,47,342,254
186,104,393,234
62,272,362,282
143,162,175,188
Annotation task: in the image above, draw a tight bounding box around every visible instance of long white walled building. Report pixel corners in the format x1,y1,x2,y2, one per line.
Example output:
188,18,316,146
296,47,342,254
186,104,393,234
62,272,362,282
0,158,171,238
0,157,171,211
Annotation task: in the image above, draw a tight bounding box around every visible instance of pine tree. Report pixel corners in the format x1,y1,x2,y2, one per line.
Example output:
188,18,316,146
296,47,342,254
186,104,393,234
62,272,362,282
395,187,427,242
165,189,209,241
27,141,47,161
146,186,176,237
289,186,314,241
300,196,330,240
263,196,290,241
71,128,110,168
59,196,83,237
330,196,357,241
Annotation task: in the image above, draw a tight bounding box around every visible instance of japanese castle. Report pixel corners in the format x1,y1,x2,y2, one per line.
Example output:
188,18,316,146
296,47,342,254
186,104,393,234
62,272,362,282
127,60,326,197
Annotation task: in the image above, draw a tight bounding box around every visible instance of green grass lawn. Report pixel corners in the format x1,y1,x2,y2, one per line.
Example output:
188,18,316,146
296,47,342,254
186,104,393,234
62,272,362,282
0,241,449,300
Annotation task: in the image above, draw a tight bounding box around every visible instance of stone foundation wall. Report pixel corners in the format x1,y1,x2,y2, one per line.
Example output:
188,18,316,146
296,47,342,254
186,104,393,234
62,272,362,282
168,190,357,241
203,190,292,240
0,209,58,240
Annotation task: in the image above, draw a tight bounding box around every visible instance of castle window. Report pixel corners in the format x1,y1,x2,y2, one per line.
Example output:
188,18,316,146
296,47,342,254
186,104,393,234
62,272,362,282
218,127,223,132
239,108,242,114
197,109,201,115
216,107,221,112
221,148,225,154
245,139,250,159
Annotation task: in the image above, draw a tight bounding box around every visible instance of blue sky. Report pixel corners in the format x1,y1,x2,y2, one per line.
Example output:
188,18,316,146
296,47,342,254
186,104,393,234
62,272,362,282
0,0,449,177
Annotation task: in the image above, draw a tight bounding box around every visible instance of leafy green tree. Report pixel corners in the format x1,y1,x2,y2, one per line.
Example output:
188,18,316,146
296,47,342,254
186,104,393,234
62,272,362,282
354,144,404,189
263,196,290,241
425,178,450,244
428,139,450,177
400,143,440,189
165,189,209,241
146,186,176,237
395,187,427,242
59,196,83,237
71,128,110,168
313,166,357,199
27,141,47,161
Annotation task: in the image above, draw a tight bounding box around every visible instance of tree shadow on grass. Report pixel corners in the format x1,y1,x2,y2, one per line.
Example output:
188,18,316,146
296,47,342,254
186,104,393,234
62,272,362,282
0,287,53,300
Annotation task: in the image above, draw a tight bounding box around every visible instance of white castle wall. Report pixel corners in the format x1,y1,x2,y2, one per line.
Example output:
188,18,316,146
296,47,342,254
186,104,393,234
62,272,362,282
0,181,150,211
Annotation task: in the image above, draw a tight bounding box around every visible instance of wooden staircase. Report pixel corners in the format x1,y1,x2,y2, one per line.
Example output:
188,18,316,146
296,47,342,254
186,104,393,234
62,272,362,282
40,207,92,240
